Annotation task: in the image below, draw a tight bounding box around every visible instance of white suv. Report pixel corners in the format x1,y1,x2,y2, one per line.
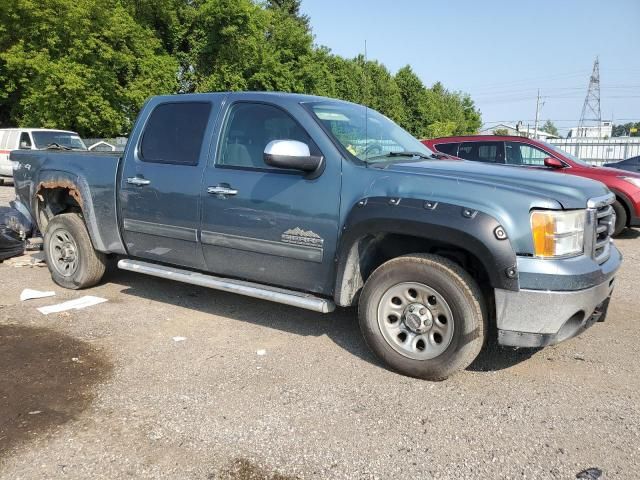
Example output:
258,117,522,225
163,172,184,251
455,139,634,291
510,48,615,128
0,128,87,183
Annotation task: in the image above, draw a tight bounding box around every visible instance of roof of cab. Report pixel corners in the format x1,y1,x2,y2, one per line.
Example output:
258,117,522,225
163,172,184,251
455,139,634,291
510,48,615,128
151,91,356,105
0,128,79,134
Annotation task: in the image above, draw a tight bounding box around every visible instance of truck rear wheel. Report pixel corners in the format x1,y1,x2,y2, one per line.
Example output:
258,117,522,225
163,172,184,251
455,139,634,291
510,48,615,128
44,213,106,289
358,254,486,380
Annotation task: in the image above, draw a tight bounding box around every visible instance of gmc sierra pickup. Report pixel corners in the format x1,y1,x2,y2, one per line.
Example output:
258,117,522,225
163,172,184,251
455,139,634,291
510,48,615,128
8,92,621,380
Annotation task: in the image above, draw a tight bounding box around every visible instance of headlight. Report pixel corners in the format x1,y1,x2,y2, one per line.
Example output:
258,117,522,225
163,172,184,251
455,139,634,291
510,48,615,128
619,176,640,189
531,210,586,258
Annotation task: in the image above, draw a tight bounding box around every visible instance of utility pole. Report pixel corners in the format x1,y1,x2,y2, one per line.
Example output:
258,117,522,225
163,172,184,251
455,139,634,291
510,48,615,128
534,89,541,139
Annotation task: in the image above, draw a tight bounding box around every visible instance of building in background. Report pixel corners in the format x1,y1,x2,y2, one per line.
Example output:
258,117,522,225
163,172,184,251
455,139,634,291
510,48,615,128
567,121,613,139
478,123,560,140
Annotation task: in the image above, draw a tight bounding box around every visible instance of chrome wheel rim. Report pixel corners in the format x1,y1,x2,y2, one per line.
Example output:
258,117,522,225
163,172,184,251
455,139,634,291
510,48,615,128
377,282,454,360
49,228,79,277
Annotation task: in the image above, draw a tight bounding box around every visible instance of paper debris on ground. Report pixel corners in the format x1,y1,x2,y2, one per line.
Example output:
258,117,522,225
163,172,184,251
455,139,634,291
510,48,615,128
37,296,108,315
256,349,267,356
28,411,42,415
20,288,56,301
5,252,47,268
172,336,187,342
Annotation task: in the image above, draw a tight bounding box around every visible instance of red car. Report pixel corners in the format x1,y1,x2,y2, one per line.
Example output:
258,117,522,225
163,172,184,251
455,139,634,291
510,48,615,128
423,135,640,236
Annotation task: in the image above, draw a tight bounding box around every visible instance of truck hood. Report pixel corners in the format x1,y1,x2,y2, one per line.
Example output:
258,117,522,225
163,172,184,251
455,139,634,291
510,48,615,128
381,159,609,209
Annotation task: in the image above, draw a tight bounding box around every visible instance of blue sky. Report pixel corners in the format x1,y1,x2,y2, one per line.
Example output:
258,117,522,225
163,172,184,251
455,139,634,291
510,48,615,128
301,0,640,135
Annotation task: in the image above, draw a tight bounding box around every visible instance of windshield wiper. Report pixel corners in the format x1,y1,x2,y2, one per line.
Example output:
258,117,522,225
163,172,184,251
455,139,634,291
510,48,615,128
46,143,72,151
387,151,432,160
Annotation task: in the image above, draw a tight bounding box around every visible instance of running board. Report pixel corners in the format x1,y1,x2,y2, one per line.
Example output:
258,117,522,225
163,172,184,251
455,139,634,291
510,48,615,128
117,259,335,313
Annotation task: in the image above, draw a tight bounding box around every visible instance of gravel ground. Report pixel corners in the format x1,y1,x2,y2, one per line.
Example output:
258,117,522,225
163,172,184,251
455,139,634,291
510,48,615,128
0,183,639,479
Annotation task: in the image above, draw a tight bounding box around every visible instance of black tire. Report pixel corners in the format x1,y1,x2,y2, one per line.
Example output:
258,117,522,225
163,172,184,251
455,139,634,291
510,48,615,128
43,213,106,289
358,254,487,380
612,200,627,237
0,224,25,261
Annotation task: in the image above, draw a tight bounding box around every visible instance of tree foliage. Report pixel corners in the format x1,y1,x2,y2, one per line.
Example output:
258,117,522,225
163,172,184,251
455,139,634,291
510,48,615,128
540,120,559,137
612,122,640,137
0,0,178,137
0,0,482,138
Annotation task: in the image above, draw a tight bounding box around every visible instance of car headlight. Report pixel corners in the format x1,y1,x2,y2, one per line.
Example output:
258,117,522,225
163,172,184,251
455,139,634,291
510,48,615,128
530,210,586,258
619,176,640,189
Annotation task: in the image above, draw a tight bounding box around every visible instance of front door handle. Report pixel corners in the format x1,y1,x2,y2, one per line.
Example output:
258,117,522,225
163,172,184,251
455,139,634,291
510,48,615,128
207,185,238,196
127,176,151,186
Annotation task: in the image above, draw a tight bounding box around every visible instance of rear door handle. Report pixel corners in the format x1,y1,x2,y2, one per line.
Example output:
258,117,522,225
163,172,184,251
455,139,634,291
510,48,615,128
207,186,238,196
127,176,151,186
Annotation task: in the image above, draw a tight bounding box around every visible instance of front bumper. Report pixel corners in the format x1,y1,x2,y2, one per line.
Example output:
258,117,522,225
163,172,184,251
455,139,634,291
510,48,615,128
495,245,621,348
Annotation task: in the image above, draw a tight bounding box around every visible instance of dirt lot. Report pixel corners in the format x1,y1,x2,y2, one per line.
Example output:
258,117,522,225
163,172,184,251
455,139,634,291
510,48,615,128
0,183,639,479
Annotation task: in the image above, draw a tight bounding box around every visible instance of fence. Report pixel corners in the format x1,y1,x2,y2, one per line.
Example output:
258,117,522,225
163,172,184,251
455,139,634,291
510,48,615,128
547,138,640,166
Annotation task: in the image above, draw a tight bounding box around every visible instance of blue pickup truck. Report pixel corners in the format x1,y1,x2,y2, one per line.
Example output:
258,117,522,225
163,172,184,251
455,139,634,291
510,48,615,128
8,92,621,379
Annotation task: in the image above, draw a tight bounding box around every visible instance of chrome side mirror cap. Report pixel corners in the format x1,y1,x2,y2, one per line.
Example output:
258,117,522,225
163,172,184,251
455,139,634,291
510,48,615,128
263,140,323,174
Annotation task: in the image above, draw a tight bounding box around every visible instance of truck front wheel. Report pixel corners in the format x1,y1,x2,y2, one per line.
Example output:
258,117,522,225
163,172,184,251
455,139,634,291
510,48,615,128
358,254,487,380
44,213,106,289
612,200,627,237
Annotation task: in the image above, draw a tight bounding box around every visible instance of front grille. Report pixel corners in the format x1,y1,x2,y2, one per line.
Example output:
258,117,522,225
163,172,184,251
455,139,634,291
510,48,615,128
588,195,615,264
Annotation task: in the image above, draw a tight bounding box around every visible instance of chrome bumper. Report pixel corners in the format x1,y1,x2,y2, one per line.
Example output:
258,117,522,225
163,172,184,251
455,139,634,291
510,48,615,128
495,245,621,348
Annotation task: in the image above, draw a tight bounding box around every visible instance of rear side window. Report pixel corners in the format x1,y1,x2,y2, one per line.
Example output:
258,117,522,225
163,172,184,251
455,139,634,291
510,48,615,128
6,131,19,150
434,142,459,156
458,141,503,163
140,102,212,165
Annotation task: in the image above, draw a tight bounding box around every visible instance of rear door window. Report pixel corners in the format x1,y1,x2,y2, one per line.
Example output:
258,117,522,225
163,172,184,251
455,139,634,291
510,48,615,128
140,102,212,166
458,141,504,163
434,142,459,156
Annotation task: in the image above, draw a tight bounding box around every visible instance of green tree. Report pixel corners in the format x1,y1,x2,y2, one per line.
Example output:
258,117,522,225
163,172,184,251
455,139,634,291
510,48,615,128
0,0,178,136
0,0,483,139
266,0,309,27
612,122,640,137
395,66,430,137
189,0,315,93
540,120,559,137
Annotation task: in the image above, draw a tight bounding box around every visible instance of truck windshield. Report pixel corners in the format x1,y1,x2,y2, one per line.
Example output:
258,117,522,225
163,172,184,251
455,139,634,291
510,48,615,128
32,131,87,150
309,102,434,163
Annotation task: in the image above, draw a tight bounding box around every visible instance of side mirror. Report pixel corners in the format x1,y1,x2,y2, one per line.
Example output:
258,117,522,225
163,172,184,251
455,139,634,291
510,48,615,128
19,141,30,150
264,140,323,174
544,157,564,169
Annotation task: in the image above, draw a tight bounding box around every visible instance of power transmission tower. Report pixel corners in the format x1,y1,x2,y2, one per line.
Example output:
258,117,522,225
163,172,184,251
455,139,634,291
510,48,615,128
578,57,602,138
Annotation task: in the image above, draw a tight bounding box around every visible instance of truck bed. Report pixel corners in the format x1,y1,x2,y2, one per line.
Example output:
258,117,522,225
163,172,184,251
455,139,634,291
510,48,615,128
10,149,125,253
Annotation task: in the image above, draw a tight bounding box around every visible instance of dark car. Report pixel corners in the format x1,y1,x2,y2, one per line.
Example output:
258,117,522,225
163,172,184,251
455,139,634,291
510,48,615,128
604,156,640,173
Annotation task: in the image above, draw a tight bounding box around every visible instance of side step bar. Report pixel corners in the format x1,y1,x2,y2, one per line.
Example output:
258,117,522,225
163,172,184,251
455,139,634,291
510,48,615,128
117,259,335,313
